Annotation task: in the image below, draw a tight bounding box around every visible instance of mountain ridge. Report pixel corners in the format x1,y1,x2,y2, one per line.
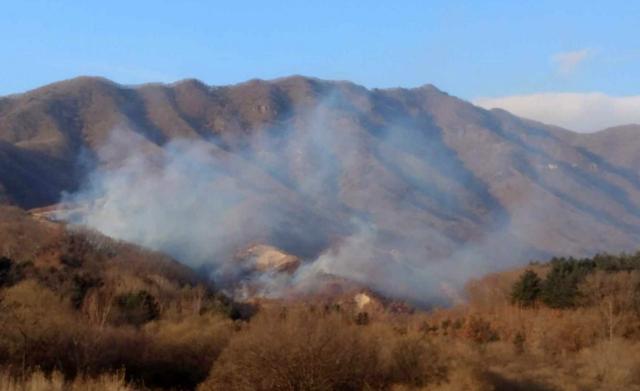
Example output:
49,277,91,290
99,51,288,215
5,75,638,134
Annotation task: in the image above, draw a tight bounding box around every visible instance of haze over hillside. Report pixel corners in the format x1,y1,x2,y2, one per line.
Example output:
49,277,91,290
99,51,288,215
2,76,640,302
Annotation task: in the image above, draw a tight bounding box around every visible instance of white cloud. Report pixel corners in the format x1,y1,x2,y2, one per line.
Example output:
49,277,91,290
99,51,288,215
552,49,592,75
474,93,640,132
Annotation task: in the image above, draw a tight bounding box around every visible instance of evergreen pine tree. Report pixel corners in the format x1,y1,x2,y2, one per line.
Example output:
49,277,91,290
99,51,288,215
511,270,542,307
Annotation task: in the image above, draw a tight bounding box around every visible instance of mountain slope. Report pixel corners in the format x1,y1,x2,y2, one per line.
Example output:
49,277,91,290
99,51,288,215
1,76,639,299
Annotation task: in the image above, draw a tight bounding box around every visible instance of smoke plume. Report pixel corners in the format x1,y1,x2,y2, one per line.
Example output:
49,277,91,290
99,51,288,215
60,97,529,305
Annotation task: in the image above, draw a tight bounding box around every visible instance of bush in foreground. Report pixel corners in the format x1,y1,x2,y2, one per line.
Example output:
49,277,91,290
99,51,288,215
199,308,381,391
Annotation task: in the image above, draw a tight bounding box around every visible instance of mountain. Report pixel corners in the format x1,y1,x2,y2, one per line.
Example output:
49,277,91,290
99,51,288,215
1,76,640,299
572,124,640,168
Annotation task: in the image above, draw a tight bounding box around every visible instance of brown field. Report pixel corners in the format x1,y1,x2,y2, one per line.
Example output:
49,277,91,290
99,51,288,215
2,205,640,390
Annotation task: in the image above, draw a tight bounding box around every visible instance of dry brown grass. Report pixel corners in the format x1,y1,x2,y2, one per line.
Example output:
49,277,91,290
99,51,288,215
4,207,640,390
0,370,133,391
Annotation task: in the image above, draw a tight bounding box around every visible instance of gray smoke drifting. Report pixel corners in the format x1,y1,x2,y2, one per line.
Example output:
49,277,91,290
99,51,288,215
60,100,530,305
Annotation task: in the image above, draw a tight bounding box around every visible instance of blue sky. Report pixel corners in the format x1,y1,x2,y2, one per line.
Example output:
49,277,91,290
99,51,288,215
1,1,640,130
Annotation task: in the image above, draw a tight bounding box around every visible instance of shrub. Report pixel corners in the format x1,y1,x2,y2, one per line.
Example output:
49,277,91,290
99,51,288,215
578,338,640,389
355,311,370,325
113,290,160,326
387,335,447,387
461,316,498,344
0,257,26,287
70,273,103,309
134,314,234,389
428,363,494,391
0,280,78,373
0,257,12,286
199,308,381,391
511,270,542,307
513,332,525,354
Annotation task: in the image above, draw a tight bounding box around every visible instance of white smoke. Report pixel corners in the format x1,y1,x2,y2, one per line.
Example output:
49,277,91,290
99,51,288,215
60,98,530,305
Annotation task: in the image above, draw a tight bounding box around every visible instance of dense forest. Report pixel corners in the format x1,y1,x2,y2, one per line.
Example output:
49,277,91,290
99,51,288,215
1,206,640,390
